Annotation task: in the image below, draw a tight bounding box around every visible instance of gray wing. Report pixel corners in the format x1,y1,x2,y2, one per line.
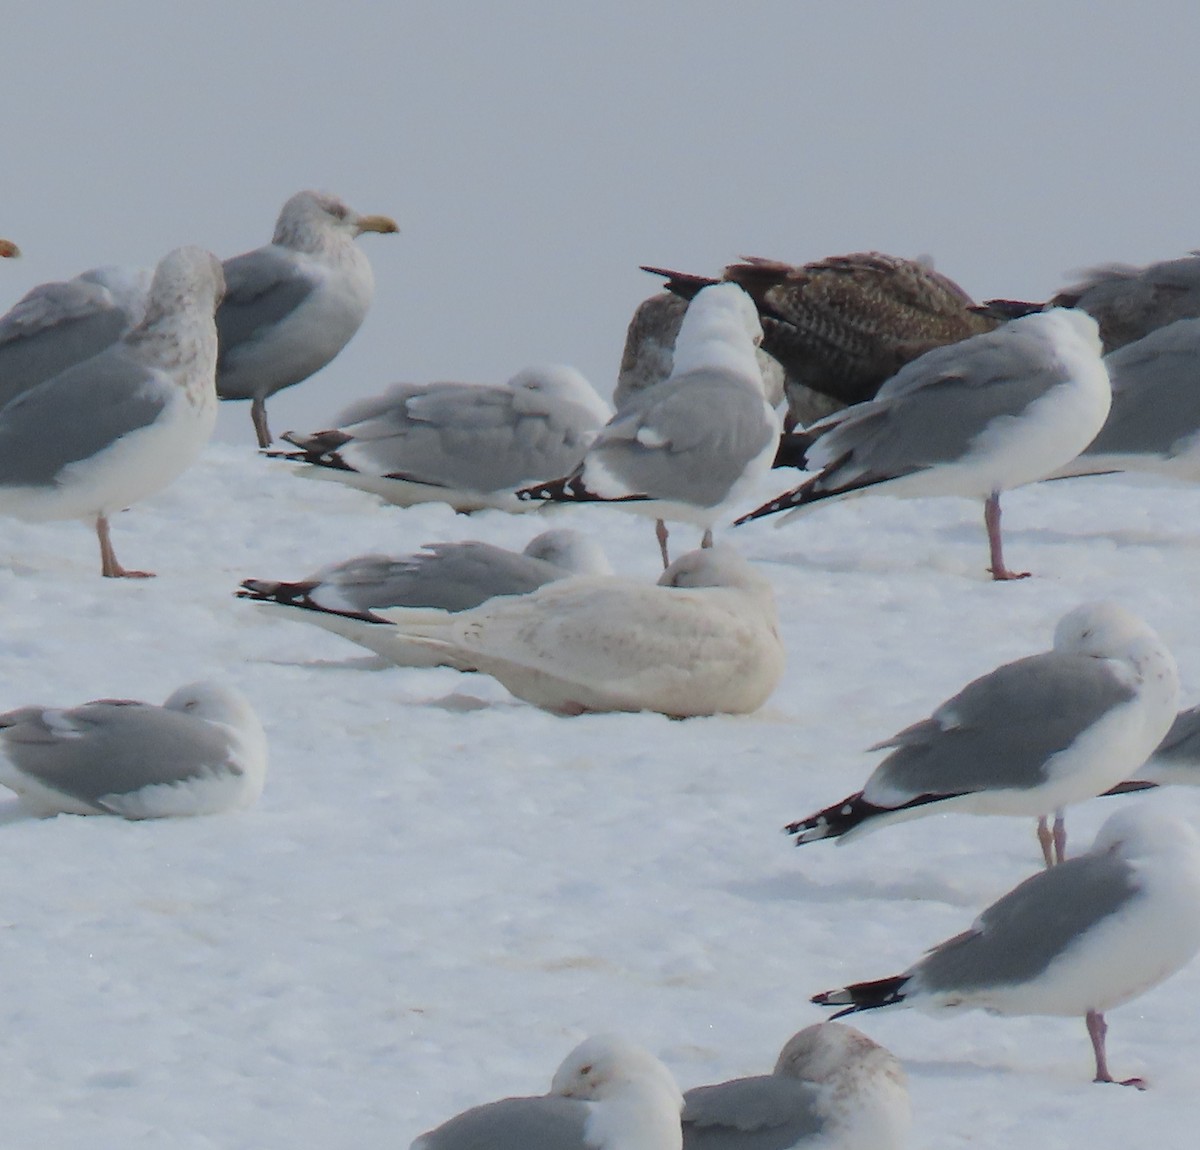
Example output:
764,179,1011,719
586,368,777,507
412,1095,591,1150
338,383,600,491
0,702,239,810
805,327,1075,492
317,542,563,613
0,346,167,486
0,279,131,409
215,248,317,367
683,1077,823,1150
914,850,1138,993
1083,319,1200,457
865,652,1137,801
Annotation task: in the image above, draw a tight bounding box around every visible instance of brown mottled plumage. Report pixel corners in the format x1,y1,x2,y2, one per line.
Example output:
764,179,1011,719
643,253,998,414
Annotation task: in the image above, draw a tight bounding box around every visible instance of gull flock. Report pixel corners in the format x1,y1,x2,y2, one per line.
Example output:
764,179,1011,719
7,206,1200,1146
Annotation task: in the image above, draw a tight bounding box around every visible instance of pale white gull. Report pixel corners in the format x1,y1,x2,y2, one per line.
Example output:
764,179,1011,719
1104,702,1200,793
0,263,152,410
681,1022,910,1150
274,365,610,512
739,309,1111,580
235,527,611,667
0,245,224,577
0,681,268,818
518,282,781,567
378,546,786,717
215,189,398,447
410,1034,684,1150
785,602,1178,867
812,806,1200,1087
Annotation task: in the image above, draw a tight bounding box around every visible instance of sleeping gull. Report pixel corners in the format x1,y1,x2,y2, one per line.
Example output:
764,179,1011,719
645,252,998,418
274,365,610,512
236,527,611,667
982,251,1200,352
681,1022,910,1150
378,546,786,717
812,806,1200,1087
519,282,781,567
738,309,1111,580
0,681,268,818
0,264,152,410
0,245,224,577
785,602,1178,867
0,240,19,259
215,189,399,447
410,1033,683,1150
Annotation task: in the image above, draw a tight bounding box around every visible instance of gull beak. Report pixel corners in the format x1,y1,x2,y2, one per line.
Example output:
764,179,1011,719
354,214,400,237
0,239,20,259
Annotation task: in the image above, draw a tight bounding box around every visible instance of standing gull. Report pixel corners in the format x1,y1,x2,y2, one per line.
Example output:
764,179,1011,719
410,1034,684,1150
0,264,152,410
378,546,786,717
812,807,1200,1087
236,527,611,667
738,309,1111,580
519,282,780,567
0,681,268,818
784,602,1178,867
0,245,224,577
274,365,610,512
215,189,398,447
681,1023,910,1150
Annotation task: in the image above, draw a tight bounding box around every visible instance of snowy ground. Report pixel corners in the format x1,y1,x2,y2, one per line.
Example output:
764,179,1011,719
1,443,1198,1149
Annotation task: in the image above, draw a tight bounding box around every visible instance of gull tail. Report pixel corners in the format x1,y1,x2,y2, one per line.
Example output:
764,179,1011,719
1100,779,1160,796
972,298,1046,321
639,265,720,301
772,430,819,471
516,475,649,506
235,579,383,623
265,430,355,472
813,975,910,1018
784,789,949,844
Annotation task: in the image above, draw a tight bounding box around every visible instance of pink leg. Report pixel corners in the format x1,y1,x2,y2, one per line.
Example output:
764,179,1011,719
1053,809,1068,864
984,493,1030,581
701,528,713,549
97,515,154,579
1036,816,1055,869
1087,1009,1146,1088
252,397,272,448
655,519,671,569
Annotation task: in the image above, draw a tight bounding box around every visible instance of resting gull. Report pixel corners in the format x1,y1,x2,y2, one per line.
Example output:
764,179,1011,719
739,309,1111,580
236,527,611,667
216,189,399,447
410,1034,683,1150
0,681,268,818
1104,702,1200,794
812,806,1200,1087
519,283,781,567
681,1023,910,1150
274,365,610,512
379,546,786,717
785,602,1178,867
0,264,152,410
0,245,224,577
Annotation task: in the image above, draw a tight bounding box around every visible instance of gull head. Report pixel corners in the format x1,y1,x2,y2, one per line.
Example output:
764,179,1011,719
273,190,399,249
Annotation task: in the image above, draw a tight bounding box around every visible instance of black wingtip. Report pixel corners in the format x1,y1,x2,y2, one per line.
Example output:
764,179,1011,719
812,975,909,1014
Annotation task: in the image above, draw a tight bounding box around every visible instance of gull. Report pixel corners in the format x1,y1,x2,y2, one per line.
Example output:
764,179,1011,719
0,264,152,410
1105,702,1200,794
739,309,1111,580
0,245,224,577
215,190,399,447
784,602,1178,867
274,365,610,512
519,283,780,567
811,807,1200,1087
235,527,611,667
0,681,268,818
681,1022,910,1150
378,546,786,717
410,1034,684,1150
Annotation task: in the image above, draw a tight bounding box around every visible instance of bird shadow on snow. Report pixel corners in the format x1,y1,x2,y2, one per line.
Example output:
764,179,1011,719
725,866,980,909
0,800,36,827
255,654,395,672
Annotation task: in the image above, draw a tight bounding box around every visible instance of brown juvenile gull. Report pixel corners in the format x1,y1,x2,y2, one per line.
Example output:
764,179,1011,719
812,807,1200,1088
215,189,398,447
739,309,1111,580
681,1022,910,1150
0,681,268,818
785,602,1178,868
0,246,224,577
410,1034,684,1150
236,527,611,667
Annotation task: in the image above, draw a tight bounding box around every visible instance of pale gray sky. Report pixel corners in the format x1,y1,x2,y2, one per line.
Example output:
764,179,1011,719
5,2,1200,441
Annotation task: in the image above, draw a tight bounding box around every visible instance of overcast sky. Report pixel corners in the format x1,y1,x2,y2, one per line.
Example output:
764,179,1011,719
5,2,1200,441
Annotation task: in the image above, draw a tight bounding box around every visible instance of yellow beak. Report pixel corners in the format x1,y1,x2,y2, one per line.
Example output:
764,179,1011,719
354,214,399,237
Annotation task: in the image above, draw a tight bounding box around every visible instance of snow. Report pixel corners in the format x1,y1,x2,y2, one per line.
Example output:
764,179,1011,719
0,444,1198,1149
